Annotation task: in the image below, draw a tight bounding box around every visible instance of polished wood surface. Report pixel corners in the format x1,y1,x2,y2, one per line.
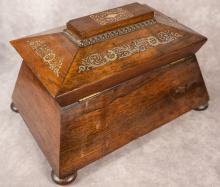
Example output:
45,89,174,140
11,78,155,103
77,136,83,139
67,3,154,39
12,63,61,175
58,55,209,177
10,33,78,97
10,2,209,184
10,3,207,107
12,55,209,179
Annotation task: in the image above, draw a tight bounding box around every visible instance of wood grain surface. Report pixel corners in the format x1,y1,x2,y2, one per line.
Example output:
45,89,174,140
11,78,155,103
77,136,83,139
10,3,209,180
10,3,207,106
12,53,209,179
67,3,154,39
57,55,208,177
12,63,61,176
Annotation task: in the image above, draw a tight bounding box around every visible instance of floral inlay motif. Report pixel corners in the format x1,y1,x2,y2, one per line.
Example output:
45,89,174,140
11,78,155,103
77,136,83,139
90,7,133,25
27,40,63,77
78,31,183,73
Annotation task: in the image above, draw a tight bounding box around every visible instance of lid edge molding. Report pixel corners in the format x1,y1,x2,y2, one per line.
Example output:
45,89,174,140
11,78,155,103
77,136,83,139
63,19,157,47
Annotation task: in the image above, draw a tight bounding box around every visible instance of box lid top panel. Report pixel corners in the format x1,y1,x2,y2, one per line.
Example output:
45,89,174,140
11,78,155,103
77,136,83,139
66,3,154,39
10,3,207,106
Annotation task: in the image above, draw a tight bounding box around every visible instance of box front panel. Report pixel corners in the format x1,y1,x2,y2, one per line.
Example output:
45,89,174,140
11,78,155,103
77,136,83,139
60,55,209,177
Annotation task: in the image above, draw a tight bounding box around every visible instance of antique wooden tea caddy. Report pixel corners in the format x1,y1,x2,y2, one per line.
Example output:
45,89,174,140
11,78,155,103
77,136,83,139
10,3,209,185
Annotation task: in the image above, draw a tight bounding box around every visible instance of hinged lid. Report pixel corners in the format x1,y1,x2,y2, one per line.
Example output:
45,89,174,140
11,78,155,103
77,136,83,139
10,2,207,107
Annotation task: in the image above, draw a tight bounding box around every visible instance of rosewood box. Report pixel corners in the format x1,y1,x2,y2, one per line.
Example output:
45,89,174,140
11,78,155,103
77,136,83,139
10,2,209,185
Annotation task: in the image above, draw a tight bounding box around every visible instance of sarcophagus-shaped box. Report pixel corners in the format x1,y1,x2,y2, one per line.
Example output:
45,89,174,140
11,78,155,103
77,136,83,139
10,2,209,185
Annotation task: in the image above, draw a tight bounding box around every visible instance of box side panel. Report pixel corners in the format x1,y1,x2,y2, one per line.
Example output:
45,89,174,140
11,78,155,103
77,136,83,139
60,56,209,177
12,63,61,175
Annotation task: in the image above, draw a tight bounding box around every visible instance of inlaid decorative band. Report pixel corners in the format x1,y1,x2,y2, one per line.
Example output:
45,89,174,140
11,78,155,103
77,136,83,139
78,31,183,73
63,19,156,47
90,7,134,25
27,40,63,77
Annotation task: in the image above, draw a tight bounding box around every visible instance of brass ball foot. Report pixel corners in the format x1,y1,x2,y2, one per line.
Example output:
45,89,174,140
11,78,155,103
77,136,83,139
194,103,209,111
10,102,19,113
51,170,77,185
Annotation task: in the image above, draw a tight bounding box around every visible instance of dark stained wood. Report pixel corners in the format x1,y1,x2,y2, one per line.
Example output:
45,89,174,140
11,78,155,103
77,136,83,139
67,3,154,39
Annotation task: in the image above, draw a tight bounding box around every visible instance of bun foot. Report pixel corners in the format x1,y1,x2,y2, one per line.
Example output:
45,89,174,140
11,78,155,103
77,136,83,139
10,102,19,113
194,103,209,111
51,170,77,185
